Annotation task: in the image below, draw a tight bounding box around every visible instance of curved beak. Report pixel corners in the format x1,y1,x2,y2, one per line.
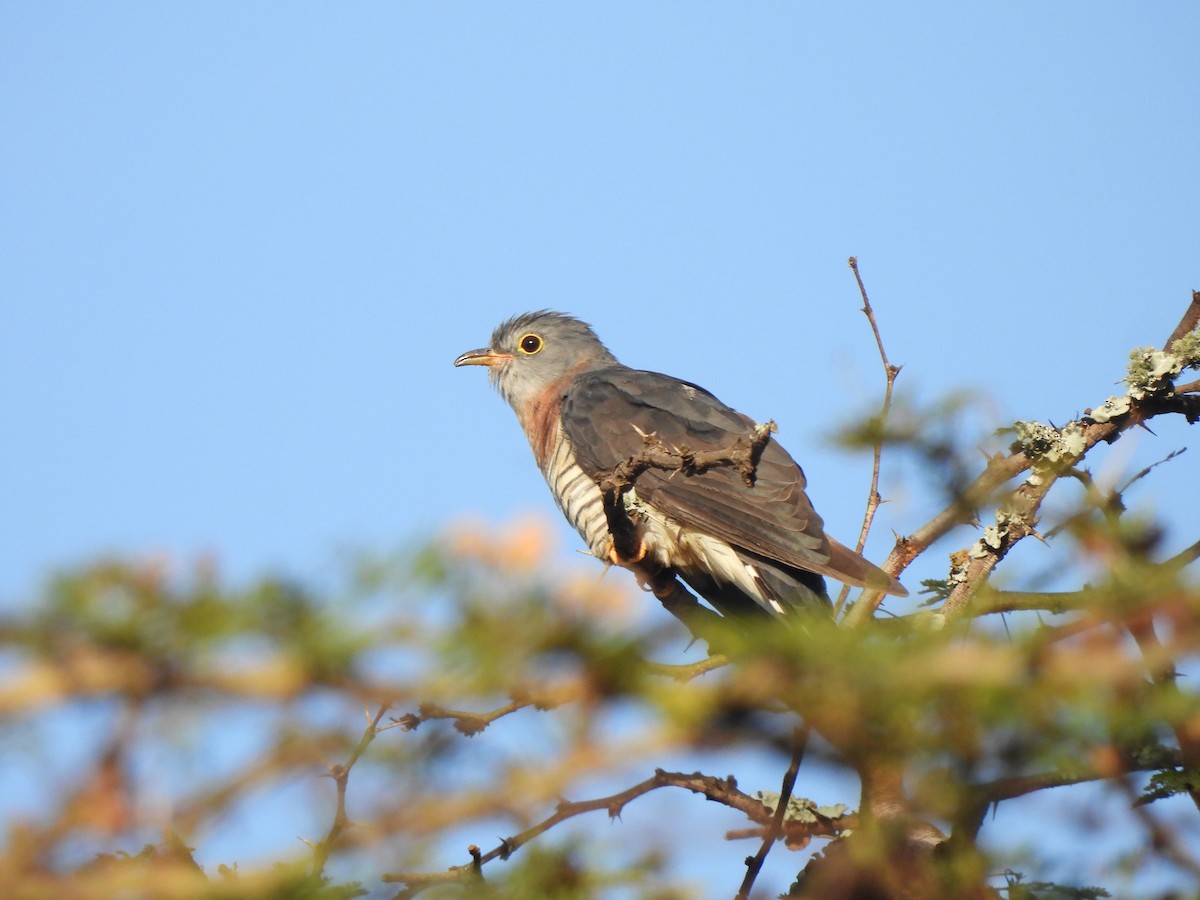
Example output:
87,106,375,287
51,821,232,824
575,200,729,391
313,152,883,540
454,347,513,368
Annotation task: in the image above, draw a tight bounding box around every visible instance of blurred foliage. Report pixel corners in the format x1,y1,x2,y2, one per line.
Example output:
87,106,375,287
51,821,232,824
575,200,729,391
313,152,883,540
2,501,1197,898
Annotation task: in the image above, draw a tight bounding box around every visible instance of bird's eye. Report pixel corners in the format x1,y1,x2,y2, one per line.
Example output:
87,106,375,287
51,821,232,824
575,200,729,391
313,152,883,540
519,333,544,355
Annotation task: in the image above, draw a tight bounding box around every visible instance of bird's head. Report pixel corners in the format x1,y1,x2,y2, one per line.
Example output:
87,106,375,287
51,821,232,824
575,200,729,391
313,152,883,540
454,310,618,410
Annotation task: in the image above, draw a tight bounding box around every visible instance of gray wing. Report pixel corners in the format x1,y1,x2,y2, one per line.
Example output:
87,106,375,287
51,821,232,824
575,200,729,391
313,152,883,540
560,367,835,567
560,367,906,596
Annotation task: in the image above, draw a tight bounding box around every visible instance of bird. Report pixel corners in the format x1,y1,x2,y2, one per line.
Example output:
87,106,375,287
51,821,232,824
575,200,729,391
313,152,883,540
454,310,906,620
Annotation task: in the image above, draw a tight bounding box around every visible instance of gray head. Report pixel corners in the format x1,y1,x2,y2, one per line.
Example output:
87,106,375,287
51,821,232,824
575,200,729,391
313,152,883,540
454,310,619,411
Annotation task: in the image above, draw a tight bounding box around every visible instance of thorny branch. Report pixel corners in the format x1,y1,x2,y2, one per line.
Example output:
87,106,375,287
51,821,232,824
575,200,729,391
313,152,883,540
835,257,902,617
949,744,1182,846
596,420,777,562
397,660,729,738
383,767,850,896
310,703,392,878
397,689,570,737
847,292,1200,625
737,724,811,900
592,419,776,649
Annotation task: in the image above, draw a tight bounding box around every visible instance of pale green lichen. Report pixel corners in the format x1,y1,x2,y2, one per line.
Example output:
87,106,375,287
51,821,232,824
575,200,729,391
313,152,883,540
1011,420,1086,468
1011,420,1059,457
969,509,1017,559
1168,328,1200,367
1088,330,1199,421
1087,395,1132,424
967,539,991,560
756,792,849,824
1126,346,1183,399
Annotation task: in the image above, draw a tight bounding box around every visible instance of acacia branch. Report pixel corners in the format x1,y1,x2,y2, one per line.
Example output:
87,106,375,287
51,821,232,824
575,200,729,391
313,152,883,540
939,399,1200,620
950,744,1182,845
399,658,737,738
929,541,1200,619
396,689,570,737
642,654,730,680
737,724,810,899
964,588,1090,617
310,702,391,878
836,258,902,617
384,767,847,894
844,449,1032,626
848,294,1200,624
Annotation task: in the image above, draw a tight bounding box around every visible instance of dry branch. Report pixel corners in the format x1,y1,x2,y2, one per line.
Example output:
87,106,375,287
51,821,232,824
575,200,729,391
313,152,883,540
309,703,392,878
397,693,564,737
949,744,1181,846
591,419,777,649
835,257,903,617
384,767,848,895
848,293,1200,624
737,724,811,899
596,421,776,563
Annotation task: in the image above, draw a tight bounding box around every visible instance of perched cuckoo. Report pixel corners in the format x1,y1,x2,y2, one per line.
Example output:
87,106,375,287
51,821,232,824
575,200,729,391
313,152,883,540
454,311,906,618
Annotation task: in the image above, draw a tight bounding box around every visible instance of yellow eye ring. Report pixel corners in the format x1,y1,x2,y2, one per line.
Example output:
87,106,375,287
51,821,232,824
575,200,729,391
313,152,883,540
518,333,544,355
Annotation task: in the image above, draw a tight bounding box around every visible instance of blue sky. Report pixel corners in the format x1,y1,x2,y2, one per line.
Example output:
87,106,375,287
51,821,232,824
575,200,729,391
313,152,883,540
3,2,1199,894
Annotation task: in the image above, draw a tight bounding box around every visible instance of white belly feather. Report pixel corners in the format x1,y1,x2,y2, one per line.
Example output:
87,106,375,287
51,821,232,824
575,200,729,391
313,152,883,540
542,428,611,558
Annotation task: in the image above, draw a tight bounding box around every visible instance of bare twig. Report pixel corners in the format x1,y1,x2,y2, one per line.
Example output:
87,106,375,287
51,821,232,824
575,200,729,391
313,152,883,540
950,745,1182,845
397,690,570,737
849,293,1200,624
843,449,1032,626
1042,449,1187,543
964,588,1089,617
595,421,776,564
736,724,810,899
384,768,836,893
642,654,729,680
310,702,391,878
587,423,777,650
836,257,902,617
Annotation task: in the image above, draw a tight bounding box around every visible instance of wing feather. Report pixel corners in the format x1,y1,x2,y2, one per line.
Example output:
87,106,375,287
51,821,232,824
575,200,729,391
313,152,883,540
560,367,906,595
561,368,830,563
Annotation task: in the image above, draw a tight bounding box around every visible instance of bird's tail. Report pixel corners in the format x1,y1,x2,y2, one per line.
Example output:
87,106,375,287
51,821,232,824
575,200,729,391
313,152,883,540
823,536,908,597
